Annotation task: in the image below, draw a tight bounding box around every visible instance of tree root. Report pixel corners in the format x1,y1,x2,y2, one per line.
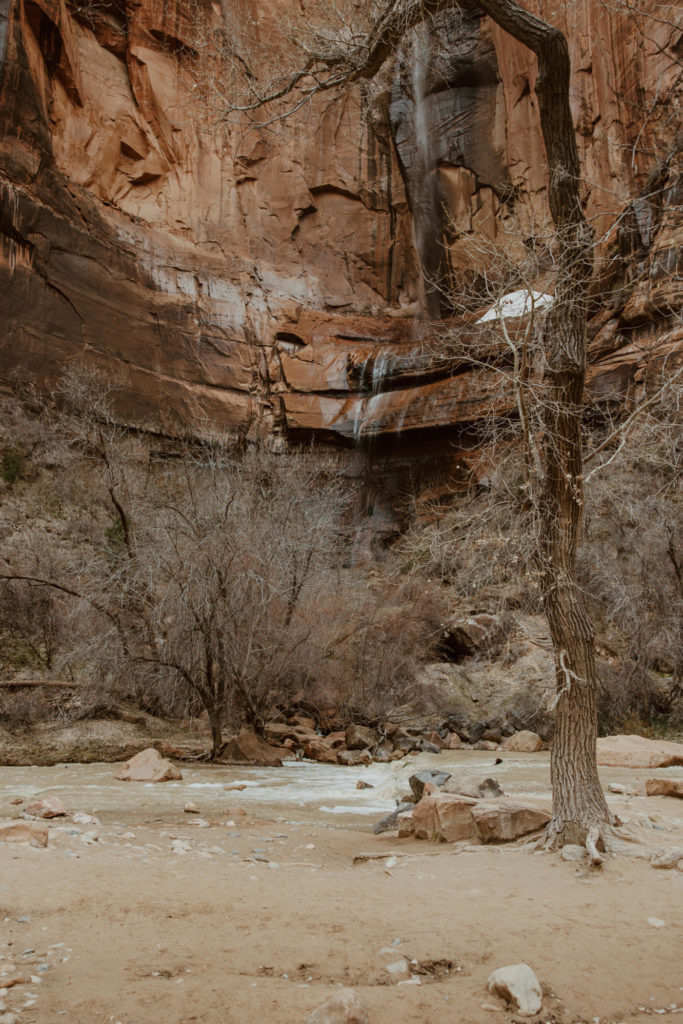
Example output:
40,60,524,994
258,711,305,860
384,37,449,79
543,818,650,864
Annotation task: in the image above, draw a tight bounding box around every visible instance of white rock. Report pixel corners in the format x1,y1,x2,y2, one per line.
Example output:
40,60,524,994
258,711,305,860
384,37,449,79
184,803,200,814
384,958,410,976
72,812,99,826
171,840,191,855
647,917,666,928
561,844,588,863
650,848,683,869
306,988,369,1024
487,963,543,1017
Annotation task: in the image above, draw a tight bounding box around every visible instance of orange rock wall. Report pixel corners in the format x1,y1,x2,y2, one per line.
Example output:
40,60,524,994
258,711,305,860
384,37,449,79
0,0,680,442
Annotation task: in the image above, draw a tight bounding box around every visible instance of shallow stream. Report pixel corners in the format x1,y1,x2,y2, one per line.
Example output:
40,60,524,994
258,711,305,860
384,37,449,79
2,750,680,831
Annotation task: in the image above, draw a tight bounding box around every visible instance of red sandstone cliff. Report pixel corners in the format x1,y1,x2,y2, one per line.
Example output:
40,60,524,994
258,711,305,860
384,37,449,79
0,0,680,442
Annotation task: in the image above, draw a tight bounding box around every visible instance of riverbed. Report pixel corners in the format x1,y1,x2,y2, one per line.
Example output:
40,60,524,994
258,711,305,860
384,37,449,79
1,751,682,1024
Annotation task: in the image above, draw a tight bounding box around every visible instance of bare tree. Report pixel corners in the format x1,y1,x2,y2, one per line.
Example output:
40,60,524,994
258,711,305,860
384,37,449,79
1,379,347,759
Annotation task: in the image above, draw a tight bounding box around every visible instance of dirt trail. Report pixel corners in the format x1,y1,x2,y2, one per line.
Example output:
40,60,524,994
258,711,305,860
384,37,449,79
1,753,682,1024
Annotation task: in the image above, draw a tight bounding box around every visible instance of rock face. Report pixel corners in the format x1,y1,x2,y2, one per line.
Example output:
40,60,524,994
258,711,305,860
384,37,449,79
596,735,683,769
114,747,183,782
0,0,680,458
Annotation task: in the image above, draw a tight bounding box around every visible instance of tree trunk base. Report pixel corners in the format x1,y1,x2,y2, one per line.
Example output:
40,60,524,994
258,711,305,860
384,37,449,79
543,815,649,864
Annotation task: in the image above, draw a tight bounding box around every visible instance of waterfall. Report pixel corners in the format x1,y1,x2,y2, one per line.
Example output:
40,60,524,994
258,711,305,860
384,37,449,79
410,23,442,317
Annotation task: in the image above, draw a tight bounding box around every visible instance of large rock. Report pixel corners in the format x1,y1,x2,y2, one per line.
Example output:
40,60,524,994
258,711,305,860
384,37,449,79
218,731,283,768
338,749,373,767
471,801,551,843
487,964,543,1017
412,787,478,842
304,739,339,765
345,725,378,751
597,735,683,769
0,820,49,848
441,773,504,799
25,796,67,818
306,988,369,1024
500,730,543,752
645,778,683,799
114,747,183,782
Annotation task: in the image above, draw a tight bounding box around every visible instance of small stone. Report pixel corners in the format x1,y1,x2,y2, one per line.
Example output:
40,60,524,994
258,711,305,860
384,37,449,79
650,848,683,870
189,819,210,828
487,963,543,1017
384,958,410,977
306,987,369,1024
356,781,374,790
647,917,666,928
25,796,66,818
72,812,99,826
184,803,200,814
171,839,191,855
561,844,588,863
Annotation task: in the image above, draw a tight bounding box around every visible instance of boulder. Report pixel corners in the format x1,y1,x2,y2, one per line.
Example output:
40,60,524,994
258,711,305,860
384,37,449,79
446,732,463,749
413,786,478,842
372,745,394,763
218,731,283,768
0,820,49,847
409,769,452,800
115,748,183,782
471,800,551,843
501,730,543,752
597,735,683,769
304,739,338,764
25,796,66,818
441,773,504,800
487,963,543,1017
324,731,348,749
425,730,448,749
645,778,683,798
447,715,486,745
264,723,317,746
306,988,369,1024
440,613,500,658
338,749,372,767
472,740,500,750
482,728,503,743
393,736,422,754
345,725,378,751
289,714,316,730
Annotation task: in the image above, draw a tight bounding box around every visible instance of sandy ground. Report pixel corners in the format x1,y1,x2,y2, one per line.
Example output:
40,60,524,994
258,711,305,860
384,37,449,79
1,752,682,1024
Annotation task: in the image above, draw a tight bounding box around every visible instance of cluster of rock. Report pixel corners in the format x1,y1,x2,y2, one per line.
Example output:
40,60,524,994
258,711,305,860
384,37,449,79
255,714,545,768
374,769,551,844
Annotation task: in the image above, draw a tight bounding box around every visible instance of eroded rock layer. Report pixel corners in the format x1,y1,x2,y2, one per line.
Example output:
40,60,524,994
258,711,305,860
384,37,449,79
0,0,680,443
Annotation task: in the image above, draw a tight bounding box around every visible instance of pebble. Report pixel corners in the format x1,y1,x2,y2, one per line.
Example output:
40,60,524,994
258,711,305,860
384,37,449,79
648,917,666,928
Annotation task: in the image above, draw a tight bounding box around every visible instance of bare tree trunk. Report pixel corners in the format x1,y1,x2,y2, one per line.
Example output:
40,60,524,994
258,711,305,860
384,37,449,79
474,0,613,848
208,706,223,761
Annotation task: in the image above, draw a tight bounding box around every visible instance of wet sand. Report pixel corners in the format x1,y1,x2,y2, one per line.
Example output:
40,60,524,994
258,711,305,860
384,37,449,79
1,751,682,1024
